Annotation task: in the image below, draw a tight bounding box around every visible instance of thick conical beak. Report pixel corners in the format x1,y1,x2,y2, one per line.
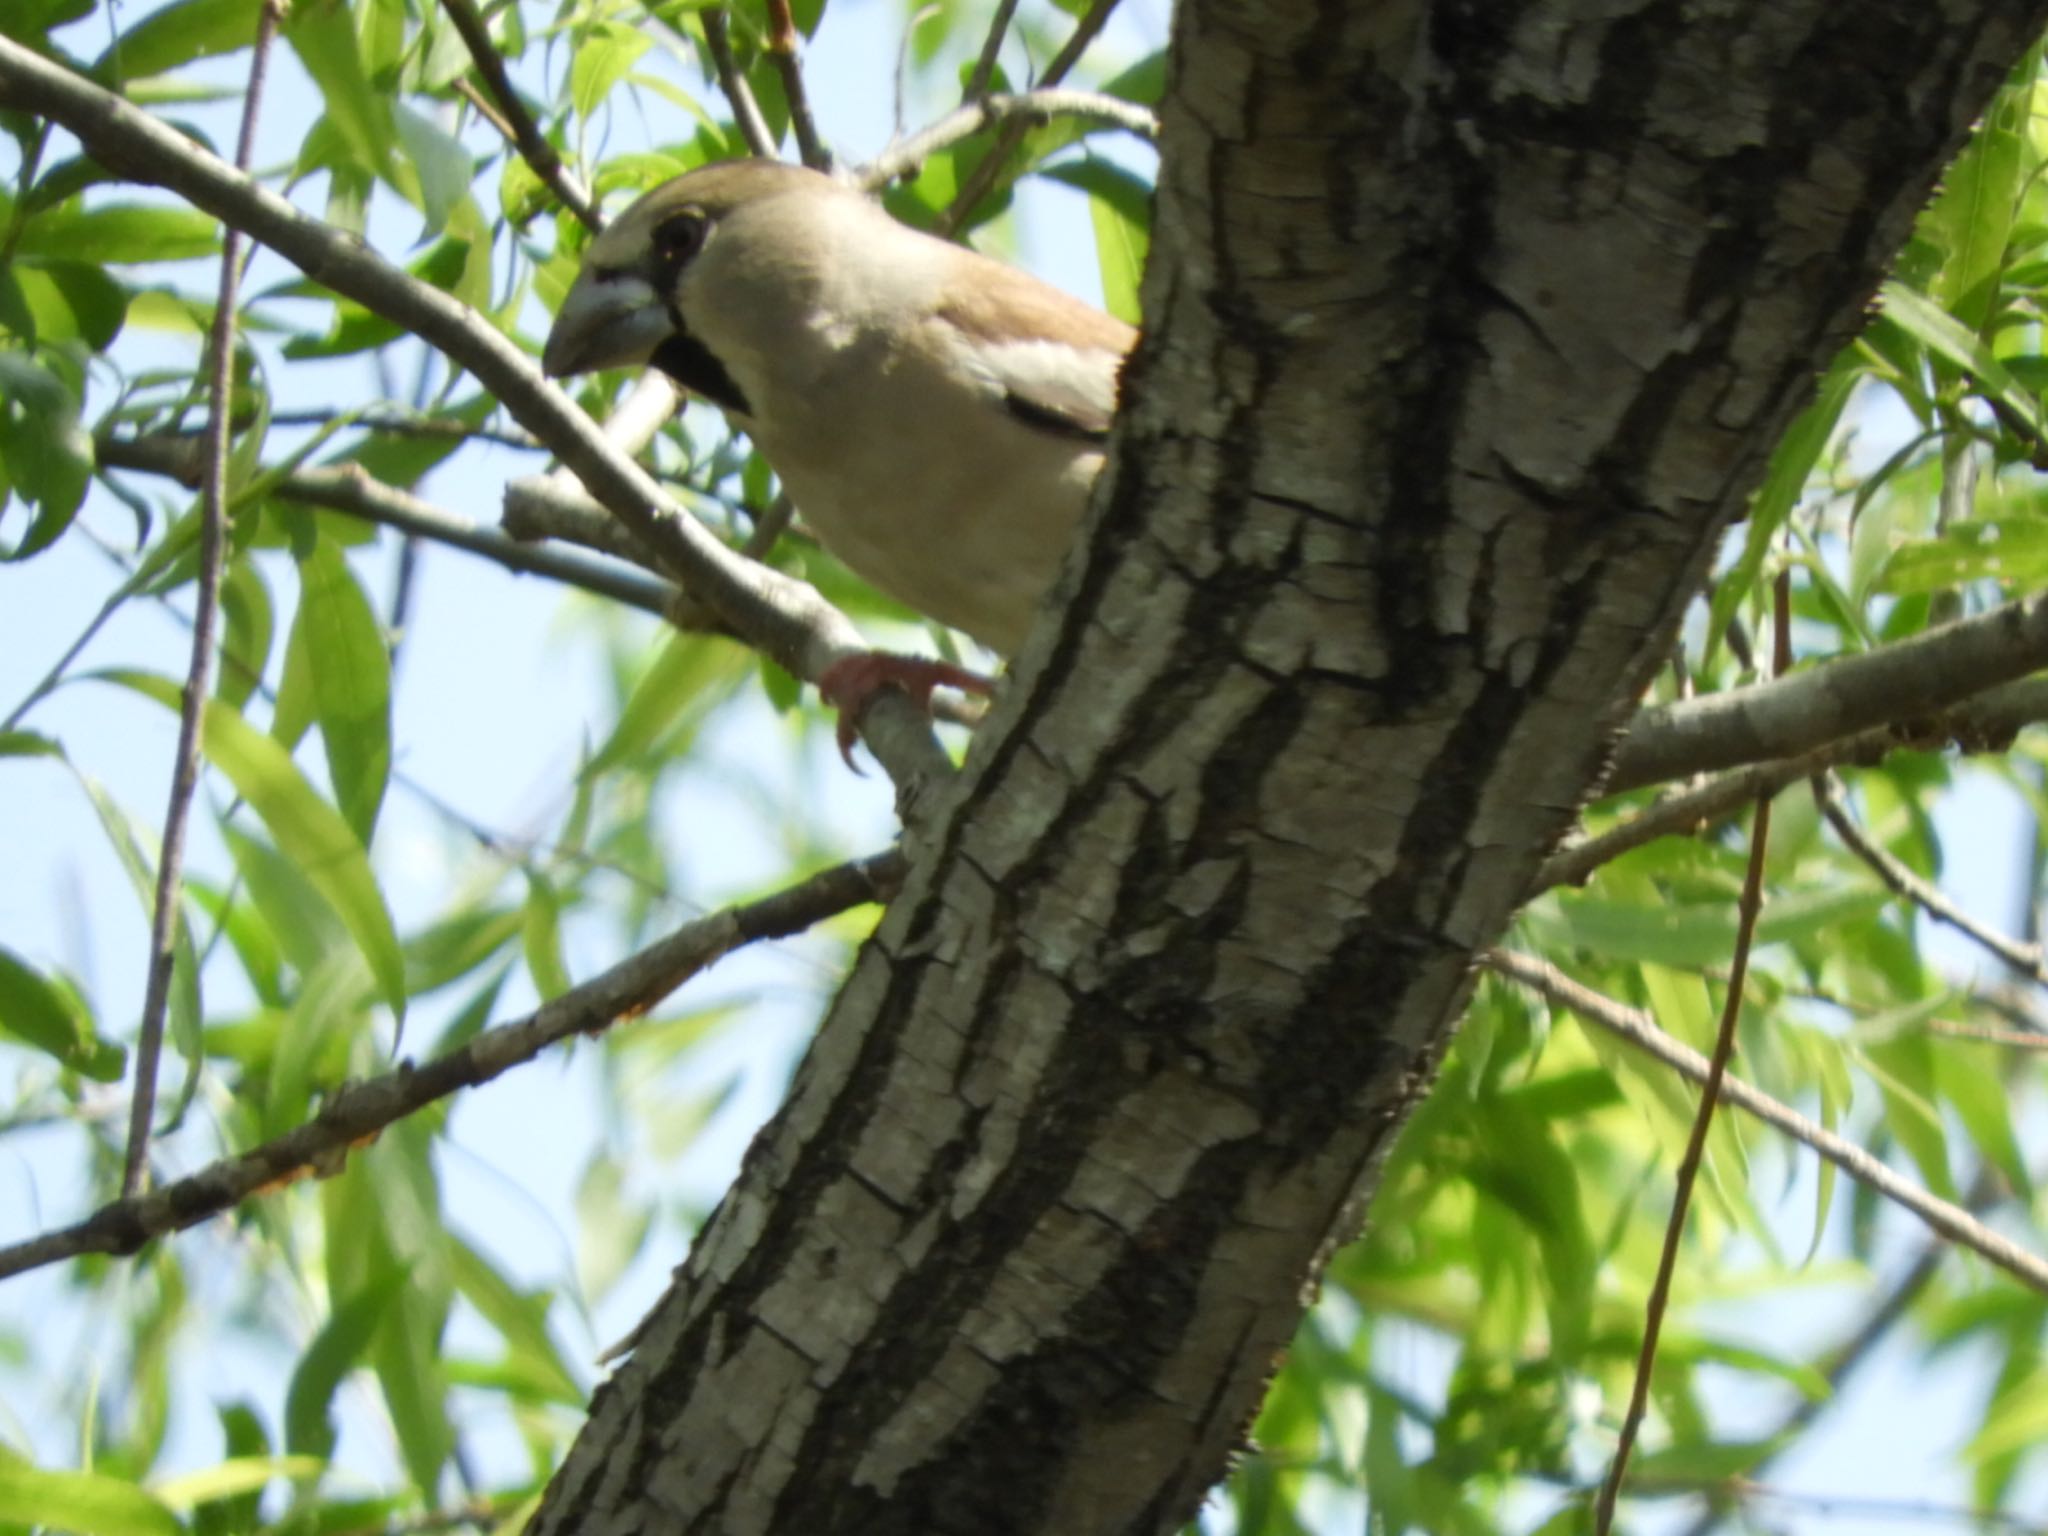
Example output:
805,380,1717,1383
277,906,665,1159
542,270,673,378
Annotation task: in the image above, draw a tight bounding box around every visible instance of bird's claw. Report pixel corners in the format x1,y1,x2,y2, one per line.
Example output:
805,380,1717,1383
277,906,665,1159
817,652,994,770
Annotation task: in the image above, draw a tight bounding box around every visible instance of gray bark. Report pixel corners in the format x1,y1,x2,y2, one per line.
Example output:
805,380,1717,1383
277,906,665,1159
531,3,2047,1532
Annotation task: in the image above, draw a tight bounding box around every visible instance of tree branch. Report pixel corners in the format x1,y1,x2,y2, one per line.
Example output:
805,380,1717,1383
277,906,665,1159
0,852,905,1282
0,36,955,806
859,88,1157,191
1608,592,2048,794
123,0,281,1198
700,8,779,160
1539,676,2048,891
439,0,600,230
1814,772,2048,982
1485,949,2048,1296
943,0,1121,230
1599,575,1784,1533
763,0,828,171
963,0,1023,103
98,433,683,621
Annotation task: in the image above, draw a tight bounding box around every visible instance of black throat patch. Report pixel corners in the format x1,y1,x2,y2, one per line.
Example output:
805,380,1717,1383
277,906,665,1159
650,327,751,416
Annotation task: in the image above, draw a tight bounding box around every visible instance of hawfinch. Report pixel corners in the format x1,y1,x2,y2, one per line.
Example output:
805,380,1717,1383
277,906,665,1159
541,161,1135,747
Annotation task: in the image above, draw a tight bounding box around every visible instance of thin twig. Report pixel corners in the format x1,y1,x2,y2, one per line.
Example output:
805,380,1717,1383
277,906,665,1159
1597,573,1787,1533
121,0,282,1199
0,851,906,1281
963,0,1023,102
763,0,828,171
439,0,600,230
742,492,796,561
99,434,682,620
1814,772,2048,982
450,76,516,144
266,408,541,451
1929,1018,2048,1048
1707,1482,2046,1534
1674,1171,1998,1536
700,8,778,160
859,88,1156,191
1485,950,2048,1296
943,0,1121,232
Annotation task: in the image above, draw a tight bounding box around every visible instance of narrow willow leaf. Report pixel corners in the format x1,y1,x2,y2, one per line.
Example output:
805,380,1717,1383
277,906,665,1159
289,535,391,844
1705,356,1859,667
571,21,652,122
522,870,570,1002
0,1463,181,1536
99,670,406,1018
1043,159,1150,325
0,945,123,1080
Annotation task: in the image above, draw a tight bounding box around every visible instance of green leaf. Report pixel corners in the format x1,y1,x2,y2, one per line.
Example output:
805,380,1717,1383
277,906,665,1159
1924,54,2031,335
449,1239,582,1405
584,631,750,777
216,556,273,708
1705,355,1858,667
571,21,653,121
1535,884,1890,970
10,261,129,349
66,771,204,1105
153,1456,324,1513
94,0,263,81
1880,279,2045,437
0,728,64,759
322,1120,453,1496
285,1275,400,1459
1878,517,2048,595
286,0,396,180
1041,159,1150,326
288,535,391,843
99,670,406,1019
0,1462,181,1536
0,945,124,1080
10,202,221,264
392,102,474,237
522,871,570,1002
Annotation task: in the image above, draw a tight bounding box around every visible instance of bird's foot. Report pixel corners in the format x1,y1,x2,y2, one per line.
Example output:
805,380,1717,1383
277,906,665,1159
818,652,994,769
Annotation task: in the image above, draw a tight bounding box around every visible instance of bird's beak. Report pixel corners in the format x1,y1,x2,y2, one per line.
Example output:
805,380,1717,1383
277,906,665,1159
542,270,674,378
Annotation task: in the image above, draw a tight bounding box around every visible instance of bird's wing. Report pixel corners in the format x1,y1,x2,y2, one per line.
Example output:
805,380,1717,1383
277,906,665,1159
935,261,1135,443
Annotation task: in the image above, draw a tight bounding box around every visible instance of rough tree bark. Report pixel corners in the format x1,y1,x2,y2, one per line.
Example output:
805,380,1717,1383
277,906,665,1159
530,3,2048,1532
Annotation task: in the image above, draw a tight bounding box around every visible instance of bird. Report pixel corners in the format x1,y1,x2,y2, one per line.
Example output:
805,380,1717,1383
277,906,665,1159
540,159,1135,757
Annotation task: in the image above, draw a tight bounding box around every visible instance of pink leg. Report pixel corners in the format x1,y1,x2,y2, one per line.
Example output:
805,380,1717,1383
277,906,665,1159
816,652,994,768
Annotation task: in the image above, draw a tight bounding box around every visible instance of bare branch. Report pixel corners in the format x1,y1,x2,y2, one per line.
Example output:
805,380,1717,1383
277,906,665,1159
1486,948,2048,1297
0,852,906,1282
99,434,683,621
1673,1179,1983,1536
943,0,1122,231
0,35,956,803
123,0,282,1199
763,0,829,172
1814,772,2048,982
1608,591,2048,794
859,88,1157,191
439,0,601,230
963,0,1023,103
266,408,542,451
700,8,778,160
1537,676,2048,892
1599,573,1785,1533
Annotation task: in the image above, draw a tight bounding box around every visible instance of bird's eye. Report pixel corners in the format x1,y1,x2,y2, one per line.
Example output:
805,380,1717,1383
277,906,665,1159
652,210,708,271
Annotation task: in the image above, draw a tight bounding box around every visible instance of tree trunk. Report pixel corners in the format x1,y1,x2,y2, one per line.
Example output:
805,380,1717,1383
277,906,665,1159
531,4,2044,1532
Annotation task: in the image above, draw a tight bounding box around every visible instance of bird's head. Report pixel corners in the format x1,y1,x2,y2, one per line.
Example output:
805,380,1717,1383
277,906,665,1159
541,160,844,414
